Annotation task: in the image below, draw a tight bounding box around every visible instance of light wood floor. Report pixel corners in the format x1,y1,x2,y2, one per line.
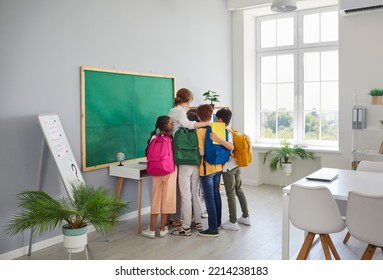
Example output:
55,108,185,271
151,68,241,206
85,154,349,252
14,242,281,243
15,184,383,260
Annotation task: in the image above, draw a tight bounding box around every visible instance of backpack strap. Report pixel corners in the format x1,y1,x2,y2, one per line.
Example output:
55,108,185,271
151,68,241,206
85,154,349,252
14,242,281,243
228,127,237,134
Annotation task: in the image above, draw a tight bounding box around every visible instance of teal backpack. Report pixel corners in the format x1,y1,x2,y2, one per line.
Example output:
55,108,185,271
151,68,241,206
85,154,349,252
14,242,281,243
173,128,200,165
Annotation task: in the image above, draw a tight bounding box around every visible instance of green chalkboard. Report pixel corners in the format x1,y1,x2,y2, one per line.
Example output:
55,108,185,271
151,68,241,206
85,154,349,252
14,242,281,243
81,67,175,171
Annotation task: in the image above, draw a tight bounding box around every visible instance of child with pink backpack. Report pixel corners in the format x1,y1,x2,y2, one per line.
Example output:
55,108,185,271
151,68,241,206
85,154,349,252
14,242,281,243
142,116,177,239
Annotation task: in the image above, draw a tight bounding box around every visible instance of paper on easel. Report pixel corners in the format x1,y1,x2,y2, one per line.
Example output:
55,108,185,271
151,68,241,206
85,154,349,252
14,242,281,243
211,122,226,144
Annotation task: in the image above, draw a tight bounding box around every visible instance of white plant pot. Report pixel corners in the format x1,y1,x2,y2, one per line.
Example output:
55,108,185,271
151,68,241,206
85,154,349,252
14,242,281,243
62,225,88,253
282,162,292,176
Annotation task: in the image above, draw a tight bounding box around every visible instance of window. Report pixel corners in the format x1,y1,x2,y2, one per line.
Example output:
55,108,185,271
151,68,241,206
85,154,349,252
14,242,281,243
255,7,338,148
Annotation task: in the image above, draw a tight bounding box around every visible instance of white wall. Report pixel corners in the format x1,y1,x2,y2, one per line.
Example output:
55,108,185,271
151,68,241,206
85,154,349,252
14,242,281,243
340,12,383,152
232,3,383,186
2,0,383,258
0,0,232,257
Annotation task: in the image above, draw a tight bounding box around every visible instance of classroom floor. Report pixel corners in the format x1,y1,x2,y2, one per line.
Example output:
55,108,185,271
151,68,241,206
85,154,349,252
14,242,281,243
15,184,383,260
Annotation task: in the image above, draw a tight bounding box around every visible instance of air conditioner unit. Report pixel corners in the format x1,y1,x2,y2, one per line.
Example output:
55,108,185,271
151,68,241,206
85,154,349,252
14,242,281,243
340,0,383,16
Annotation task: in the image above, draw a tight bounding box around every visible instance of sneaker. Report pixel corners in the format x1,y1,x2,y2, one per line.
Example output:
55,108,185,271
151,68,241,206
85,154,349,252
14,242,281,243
201,211,208,218
238,216,251,226
191,222,203,231
198,229,219,237
141,228,155,239
171,227,192,236
159,226,169,237
222,220,239,231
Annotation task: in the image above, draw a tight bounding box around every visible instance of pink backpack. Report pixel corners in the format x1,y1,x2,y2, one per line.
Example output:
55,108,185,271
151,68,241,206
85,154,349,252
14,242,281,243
146,134,175,176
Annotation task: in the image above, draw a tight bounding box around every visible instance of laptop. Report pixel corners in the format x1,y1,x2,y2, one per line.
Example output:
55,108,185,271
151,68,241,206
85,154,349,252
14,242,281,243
306,171,339,182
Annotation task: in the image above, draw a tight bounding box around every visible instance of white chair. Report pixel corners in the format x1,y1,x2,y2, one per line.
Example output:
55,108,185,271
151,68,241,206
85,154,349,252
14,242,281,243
343,160,383,244
289,184,346,260
346,191,383,260
355,160,383,173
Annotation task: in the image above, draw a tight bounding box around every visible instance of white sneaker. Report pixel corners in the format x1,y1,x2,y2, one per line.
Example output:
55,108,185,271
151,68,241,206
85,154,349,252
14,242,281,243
159,226,169,237
237,216,251,226
222,220,239,231
201,211,208,218
141,228,155,239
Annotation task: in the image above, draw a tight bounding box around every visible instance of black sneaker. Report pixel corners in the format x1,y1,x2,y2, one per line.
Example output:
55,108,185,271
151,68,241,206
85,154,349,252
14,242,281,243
198,229,219,237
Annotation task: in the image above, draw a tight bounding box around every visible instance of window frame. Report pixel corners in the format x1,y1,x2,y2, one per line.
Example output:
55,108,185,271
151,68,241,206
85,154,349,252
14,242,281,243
256,49,298,144
255,6,339,148
298,45,339,147
256,13,298,53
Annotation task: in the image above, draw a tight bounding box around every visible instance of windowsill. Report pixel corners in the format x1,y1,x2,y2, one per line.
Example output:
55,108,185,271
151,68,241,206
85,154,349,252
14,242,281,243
252,143,340,154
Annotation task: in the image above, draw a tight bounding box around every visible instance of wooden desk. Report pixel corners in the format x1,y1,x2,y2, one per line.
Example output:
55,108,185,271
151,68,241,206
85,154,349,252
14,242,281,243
282,167,383,260
109,162,150,233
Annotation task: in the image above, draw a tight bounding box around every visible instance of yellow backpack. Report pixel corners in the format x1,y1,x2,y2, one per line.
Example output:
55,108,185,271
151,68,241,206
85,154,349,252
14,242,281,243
229,128,252,167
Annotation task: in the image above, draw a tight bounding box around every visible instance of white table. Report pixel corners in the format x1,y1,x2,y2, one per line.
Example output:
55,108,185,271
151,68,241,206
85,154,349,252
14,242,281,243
109,161,150,233
282,167,383,260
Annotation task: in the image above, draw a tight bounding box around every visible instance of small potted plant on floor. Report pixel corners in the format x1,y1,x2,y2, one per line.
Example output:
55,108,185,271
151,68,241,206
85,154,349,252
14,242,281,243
5,182,129,254
369,88,383,105
263,139,315,175
202,90,220,108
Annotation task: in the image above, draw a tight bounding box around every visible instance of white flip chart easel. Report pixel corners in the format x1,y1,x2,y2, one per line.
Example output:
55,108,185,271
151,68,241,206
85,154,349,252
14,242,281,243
28,114,87,256
37,114,85,197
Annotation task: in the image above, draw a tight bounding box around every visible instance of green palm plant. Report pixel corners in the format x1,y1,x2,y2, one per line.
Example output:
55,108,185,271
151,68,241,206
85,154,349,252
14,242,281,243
263,139,315,172
5,182,129,237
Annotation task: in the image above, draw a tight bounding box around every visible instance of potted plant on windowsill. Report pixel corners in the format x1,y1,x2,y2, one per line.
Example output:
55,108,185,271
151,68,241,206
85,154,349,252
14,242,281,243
5,182,129,254
263,139,315,176
202,90,220,108
369,88,383,105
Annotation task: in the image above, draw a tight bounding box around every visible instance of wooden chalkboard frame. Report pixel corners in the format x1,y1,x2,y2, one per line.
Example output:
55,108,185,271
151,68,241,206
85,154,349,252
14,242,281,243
81,66,175,172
